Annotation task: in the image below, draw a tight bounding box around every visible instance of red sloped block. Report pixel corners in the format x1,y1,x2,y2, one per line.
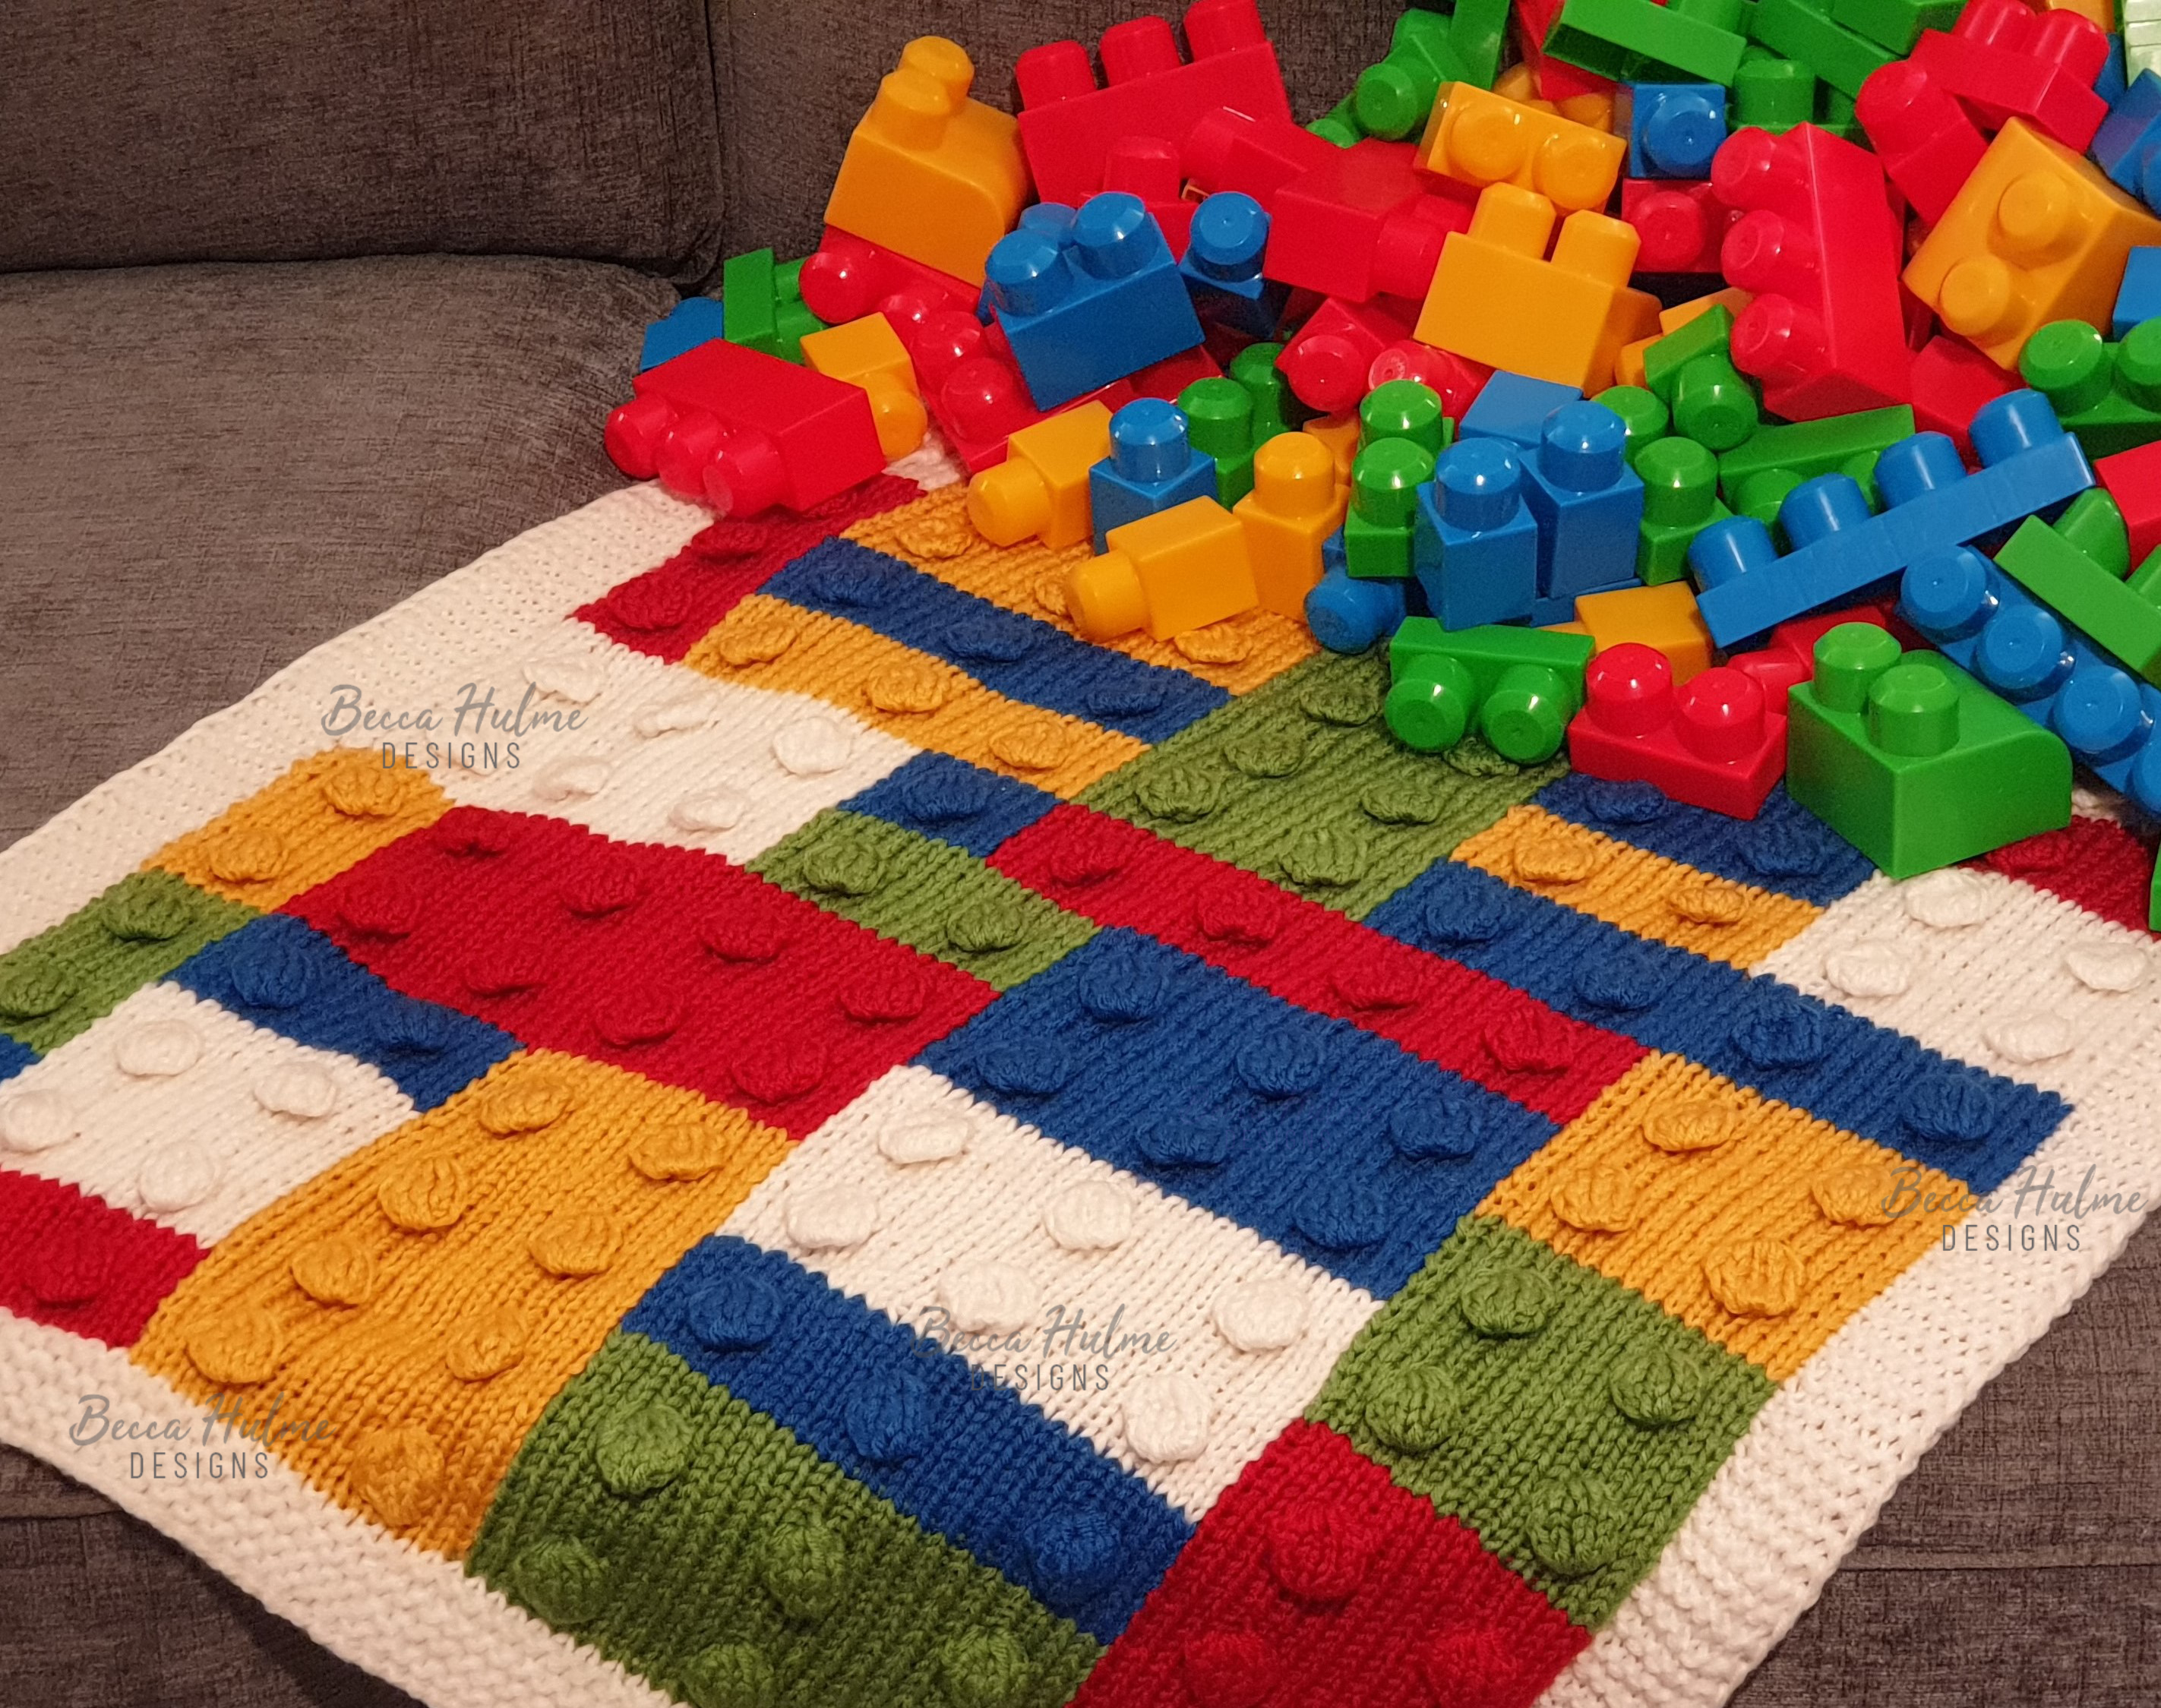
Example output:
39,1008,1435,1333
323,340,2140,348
1982,814,2160,936
1908,333,2019,463
992,803,1646,1124
1073,1420,1588,1708
1185,106,1342,207
1569,645,1788,819
285,809,995,1138
1910,0,2110,153
2096,438,2161,565
0,1170,207,1348
575,478,924,662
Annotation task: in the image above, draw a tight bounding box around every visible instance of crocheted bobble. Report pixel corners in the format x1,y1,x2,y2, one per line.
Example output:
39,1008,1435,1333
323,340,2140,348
844,485,1317,697
994,803,1647,1126
1456,805,1822,969
0,870,254,1056
842,753,1060,859
1079,652,1564,920
1482,1051,1959,1378
918,929,1557,1299
0,1165,206,1346
1979,813,2159,935
1310,1214,1774,1627
751,810,1096,991
687,595,1144,798
283,808,994,1138
725,1064,1379,1517
0,981,415,1243
467,1330,1099,1708
131,1050,788,1555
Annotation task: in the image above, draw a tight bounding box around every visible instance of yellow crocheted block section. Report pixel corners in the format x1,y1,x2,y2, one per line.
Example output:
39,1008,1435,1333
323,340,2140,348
147,748,449,911
1454,806,1820,968
683,594,1143,797
845,485,1317,696
1482,1051,1961,1380
130,1050,789,1558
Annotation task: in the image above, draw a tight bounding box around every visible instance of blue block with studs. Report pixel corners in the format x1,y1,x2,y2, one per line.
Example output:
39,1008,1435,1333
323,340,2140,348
1412,437,1540,629
1178,191,1291,340
1088,398,1222,552
1627,83,1729,178
1520,398,1648,604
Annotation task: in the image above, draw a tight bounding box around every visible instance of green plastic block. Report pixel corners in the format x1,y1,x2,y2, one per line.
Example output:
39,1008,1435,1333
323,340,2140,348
2151,844,2160,932
2130,545,2161,604
721,248,826,364
1545,0,1749,86
1746,0,1895,96
1995,514,2161,684
1352,0,1510,140
1360,379,1451,456
2020,318,2161,459
2055,487,2131,579
1815,84,1863,141
1828,0,1960,54
1594,384,1671,467
1717,406,1913,507
1672,353,1761,451
1310,93,1363,147
1231,340,1303,437
1786,624,2071,878
1733,47,1818,131
1642,305,1734,401
1345,439,1436,579
1385,619,1596,762
1179,376,1259,507
1635,434,1731,583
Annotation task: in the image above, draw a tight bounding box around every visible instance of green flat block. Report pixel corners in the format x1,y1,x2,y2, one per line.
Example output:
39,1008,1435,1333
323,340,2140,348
1717,406,1913,506
1828,0,1960,52
751,810,1095,990
1079,651,1563,918
1787,625,2071,878
2055,486,2131,579
1385,620,1595,762
722,249,825,364
1309,1216,1775,1629
470,1331,1099,1707
1746,0,1894,96
1995,515,2161,684
1547,0,1749,86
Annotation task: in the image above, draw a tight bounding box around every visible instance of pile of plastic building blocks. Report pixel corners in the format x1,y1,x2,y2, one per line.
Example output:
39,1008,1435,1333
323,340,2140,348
608,0,2161,904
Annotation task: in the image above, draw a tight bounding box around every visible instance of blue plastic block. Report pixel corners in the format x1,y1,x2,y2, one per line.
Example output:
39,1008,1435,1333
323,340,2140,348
2115,248,2161,339
1689,390,2095,647
1307,529,1426,652
1412,438,1540,629
1460,371,1584,450
1363,860,2068,1195
0,1032,33,1084
841,753,1058,858
1900,544,2161,812
1533,774,1877,906
169,914,518,1110
1179,191,1291,341
984,193,1205,410
1521,399,1648,602
1628,83,1728,178
623,1235,1191,1640
638,297,728,371
919,929,1558,1300
767,539,1227,744
1088,398,1221,551
2098,33,2128,110
2095,70,2161,205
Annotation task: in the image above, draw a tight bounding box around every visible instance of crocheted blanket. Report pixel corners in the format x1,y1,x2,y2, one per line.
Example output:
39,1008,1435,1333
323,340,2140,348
3,464,2156,1708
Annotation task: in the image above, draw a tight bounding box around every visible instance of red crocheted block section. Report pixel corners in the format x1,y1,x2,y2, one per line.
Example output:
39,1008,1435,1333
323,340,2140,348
0,1168,207,1348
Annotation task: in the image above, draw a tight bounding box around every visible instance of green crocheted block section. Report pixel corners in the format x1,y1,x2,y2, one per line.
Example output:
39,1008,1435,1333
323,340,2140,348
469,1330,1100,1708
1308,1214,1774,1628
0,870,256,1055
1079,650,1563,920
751,810,1098,991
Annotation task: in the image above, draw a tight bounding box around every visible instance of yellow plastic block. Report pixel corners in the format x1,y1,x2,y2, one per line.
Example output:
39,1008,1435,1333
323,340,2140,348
1418,82,1629,213
1455,804,1820,964
1613,333,1654,390
1555,91,1615,133
966,402,1114,548
1415,185,1662,392
844,487,1318,694
1235,432,1350,618
1659,286,1753,335
148,747,447,911
1493,62,1544,106
1068,497,1261,642
800,314,927,459
131,1052,790,1558
686,594,1144,795
1303,412,1361,483
1572,579,1715,681
823,37,1029,287
1905,118,2161,371
2040,0,2112,30
1483,1051,1965,1380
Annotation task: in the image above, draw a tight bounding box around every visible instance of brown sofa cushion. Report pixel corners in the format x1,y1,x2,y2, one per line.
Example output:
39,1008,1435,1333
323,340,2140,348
0,0,725,281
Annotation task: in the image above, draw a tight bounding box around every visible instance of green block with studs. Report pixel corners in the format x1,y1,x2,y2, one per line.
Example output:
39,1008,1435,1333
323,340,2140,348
722,249,826,365
1593,384,1670,469
1345,438,1439,579
1635,434,1733,584
1385,619,1595,763
2019,317,2161,459
1641,305,1734,402
1715,406,1913,511
1745,0,1895,96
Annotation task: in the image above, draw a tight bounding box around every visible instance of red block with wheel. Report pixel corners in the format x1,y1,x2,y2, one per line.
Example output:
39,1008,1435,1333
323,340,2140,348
1568,642,1788,818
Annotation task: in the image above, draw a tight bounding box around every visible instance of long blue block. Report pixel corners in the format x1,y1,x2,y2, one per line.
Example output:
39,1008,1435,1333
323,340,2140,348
918,929,1557,1299
841,753,1059,858
1534,774,1877,908
169,914,517,1110
624,1235,1189,1641
1363,861,2068,1195
767,539,1227,743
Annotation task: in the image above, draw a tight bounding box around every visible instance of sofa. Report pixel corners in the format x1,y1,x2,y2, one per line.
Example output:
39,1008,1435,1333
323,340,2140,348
2,2,2156,1702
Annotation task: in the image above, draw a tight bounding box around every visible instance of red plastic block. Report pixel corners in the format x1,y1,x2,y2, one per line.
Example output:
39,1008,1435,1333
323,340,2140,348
1369,340,1494,420
1184,106,1341,207
1016,0,1294,207
1622,177,1743,275
286,809,994,1138
1727,601,1897,709
1910,0,2110,153
0,1169,207,1349
573,480,923,663
1910,333,2020,462
1277,294,1420,416
1070,1421,1589,1708
1714,124,1913,421
604,339,887,516
1129,345,1224,400
2096,439,2161,564
1569,643,1789,818
993,803,1648,1125
1104,135,1199,257
1982,813,2159,935
796,226,977,327
1854,62,1989,227
1265,139,1477,303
